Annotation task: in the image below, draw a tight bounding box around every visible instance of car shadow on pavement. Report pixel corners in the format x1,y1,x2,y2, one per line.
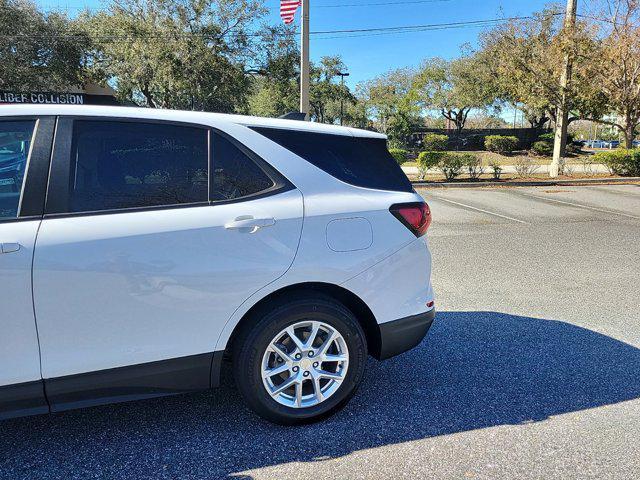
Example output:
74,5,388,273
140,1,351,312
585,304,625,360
2,311,640,480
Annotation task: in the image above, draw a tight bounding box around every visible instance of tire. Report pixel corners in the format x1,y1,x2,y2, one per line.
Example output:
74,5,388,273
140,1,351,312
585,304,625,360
233,293,368,425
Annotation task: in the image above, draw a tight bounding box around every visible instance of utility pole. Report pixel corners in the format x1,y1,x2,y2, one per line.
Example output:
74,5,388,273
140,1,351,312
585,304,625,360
336,71,350,125
300,0,310,120
550,0,577,177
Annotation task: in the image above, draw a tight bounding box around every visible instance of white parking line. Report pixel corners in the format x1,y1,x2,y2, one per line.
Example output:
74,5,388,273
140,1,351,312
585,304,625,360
517,192,640,220
429,196,530,224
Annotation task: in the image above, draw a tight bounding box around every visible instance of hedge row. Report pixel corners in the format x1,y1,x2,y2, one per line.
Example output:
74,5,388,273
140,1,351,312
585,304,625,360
416,151,485,180
593,149,640,176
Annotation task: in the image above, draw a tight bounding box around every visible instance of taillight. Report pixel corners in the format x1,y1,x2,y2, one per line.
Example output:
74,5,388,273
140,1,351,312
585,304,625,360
389,202,432,237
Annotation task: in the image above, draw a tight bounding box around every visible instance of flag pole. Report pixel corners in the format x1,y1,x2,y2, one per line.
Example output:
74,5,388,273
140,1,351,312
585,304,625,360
300,0,310,120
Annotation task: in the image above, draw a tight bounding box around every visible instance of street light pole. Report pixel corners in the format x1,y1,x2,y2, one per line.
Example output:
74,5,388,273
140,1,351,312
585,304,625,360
550,0,578,177
300,0,310,120
336,71,350,126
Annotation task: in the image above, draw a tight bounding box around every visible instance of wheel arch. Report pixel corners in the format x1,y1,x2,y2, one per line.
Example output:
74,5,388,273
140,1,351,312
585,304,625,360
223,282,382,361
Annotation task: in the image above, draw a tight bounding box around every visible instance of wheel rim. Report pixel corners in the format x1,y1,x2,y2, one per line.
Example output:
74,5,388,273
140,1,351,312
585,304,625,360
261,320,349,408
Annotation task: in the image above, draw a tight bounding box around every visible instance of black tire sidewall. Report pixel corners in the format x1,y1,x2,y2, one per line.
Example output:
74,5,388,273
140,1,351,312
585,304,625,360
234,296,367,425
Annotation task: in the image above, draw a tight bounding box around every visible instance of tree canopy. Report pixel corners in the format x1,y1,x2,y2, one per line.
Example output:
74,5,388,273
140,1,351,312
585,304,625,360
2,0,640,149
0,0,92,91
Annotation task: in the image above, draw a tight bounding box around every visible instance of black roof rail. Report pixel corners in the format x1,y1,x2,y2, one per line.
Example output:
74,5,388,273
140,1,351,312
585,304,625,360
278,112,307,121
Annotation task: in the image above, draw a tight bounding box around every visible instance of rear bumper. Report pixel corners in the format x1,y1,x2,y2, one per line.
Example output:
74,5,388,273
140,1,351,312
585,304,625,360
376,309,435,360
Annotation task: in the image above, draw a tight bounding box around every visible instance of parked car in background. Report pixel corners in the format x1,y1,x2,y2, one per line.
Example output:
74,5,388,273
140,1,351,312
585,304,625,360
587,140,607,148
0,105,435,425
0,126,30,195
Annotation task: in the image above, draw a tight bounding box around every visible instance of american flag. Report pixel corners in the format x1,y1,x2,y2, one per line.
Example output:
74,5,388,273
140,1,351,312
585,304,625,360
280,0,301,24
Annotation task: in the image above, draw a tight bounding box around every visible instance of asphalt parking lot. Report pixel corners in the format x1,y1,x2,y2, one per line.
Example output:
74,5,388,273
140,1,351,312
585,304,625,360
1,183,640,479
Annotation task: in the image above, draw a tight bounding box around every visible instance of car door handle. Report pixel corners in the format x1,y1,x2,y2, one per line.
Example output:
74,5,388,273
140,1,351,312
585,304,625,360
224,216,276,233
1,243,21,254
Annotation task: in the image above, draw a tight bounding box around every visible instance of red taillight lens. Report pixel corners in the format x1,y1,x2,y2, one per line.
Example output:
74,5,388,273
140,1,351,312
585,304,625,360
390,202,432,237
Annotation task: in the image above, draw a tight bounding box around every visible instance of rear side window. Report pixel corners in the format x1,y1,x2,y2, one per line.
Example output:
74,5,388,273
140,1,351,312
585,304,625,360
0,120,35,220
250,127,413,192
68,120,208,213
211,133,275,201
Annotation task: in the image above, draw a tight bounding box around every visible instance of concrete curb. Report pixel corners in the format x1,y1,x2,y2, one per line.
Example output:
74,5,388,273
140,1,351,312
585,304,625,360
411,177,640,189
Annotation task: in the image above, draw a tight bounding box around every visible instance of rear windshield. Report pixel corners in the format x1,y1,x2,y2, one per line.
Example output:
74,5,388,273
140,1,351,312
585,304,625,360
250,127,413,193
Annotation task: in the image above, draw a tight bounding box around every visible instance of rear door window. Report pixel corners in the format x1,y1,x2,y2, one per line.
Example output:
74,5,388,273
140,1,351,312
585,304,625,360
0,120,35,220
211,133,275,201
68,120,209,213
250,127,413,193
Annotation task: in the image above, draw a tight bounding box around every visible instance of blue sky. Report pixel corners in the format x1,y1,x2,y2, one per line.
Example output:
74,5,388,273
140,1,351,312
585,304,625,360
39,0,556,89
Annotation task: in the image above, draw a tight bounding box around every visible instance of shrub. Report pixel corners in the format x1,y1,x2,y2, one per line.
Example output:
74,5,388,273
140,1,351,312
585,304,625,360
538,132,554,143
461,153,483,180
422,133,448,151
514,157,540,177
534,132,580,155
417,151,444,179
438,152,466,181
593,149,640,176
489,161,503,180
531,140,553,157
538,132,575,144
484,135,518,154
581,156,596,176
389,148,408,165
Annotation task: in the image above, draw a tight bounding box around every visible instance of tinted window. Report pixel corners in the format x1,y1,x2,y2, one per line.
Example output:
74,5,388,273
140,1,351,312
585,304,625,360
0,120,35,220
250,127,413,193
211,133,275,201
69,121,208,213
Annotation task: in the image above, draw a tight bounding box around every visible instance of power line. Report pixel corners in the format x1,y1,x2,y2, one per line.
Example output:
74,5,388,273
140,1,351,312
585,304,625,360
0,14,556,40
315,0,452,8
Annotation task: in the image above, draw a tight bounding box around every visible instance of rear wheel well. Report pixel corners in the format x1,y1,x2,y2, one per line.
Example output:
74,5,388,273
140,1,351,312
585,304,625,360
225,282,381,360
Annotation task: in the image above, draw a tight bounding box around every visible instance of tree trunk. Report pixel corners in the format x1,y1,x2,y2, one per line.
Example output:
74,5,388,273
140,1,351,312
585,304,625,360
528,115,549,130
624,124,635,149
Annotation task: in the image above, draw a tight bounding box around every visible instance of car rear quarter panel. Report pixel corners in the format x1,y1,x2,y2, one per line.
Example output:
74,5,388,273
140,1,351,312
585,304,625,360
214,187,431,351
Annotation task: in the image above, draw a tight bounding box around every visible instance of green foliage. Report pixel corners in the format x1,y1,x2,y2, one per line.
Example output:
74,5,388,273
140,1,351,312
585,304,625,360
247,26,299,117
417,151,443,179
309,56,357,124
593,149,640,176
421,133,448,151
386,111,418,149
538,133,554,143
389,148,408,165
489,161,503,179
438,152,466,181
484,135,519,154
0,0,92,90
80,0,265,111
478,8,607,132
411,55,498,131
531,140,553,156
461,153,484,180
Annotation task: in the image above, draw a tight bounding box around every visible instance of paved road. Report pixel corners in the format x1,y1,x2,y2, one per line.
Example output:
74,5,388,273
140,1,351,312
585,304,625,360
2,184,640,479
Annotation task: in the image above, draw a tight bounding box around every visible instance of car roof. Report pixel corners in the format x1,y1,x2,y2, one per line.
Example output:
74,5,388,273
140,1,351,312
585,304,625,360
0,104,386,139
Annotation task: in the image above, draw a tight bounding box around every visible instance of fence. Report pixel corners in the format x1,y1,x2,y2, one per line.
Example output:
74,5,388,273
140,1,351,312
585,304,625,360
411,127,550,151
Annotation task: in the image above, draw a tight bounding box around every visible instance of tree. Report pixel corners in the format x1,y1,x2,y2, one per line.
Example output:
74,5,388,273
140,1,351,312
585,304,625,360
411,55,498,132
246,25,299,117
80,0,265,111
478,9,606,131
587,0,640,148
0,0,92,91
356,68,421,146
309,56,356,124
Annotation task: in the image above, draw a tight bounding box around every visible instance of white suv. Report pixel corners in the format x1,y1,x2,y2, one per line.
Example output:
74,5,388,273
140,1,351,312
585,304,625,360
0,105,434,424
